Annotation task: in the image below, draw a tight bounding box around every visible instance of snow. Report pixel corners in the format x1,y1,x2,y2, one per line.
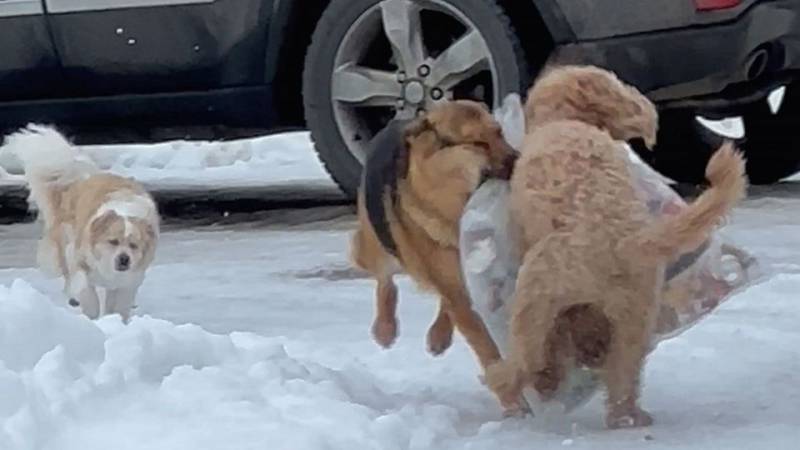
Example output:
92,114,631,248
0,131,336,190
1,181,799,449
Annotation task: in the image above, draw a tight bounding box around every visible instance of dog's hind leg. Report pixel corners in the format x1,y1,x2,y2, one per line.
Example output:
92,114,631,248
486,235,583,414
601,286,657,429
426,302,454,356
485,275,559,414
507,248,569,400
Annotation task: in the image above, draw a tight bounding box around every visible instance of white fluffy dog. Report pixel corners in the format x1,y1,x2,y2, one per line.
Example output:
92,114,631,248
3,124,160,321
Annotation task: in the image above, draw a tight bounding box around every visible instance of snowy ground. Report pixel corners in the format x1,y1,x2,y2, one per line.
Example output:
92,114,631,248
1,180,799,448
1,124,800,449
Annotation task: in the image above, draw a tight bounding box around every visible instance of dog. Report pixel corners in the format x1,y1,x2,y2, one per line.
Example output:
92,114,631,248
3,124,160,321
350,100,519,382
485,65,747,428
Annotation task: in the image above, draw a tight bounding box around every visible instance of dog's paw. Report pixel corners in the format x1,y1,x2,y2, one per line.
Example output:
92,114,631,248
426,323,453,356
533,367,562,400
502,403,533,419
68,298,80,307
372,319,398,348
606,406,653,429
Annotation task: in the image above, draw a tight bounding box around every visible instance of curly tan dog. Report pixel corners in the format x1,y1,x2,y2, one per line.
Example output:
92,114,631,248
485,66,747,428
350,100,519,381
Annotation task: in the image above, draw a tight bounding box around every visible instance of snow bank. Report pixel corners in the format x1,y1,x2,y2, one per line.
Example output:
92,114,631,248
4,272,799,450
0,132,335,189
0,279,467,450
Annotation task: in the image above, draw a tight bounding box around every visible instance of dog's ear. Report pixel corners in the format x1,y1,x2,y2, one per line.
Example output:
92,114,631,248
90,210,119,238
141,222,159,255
142,221,158,240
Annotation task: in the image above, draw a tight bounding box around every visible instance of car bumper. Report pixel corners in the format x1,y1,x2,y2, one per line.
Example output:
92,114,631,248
548,0,800,111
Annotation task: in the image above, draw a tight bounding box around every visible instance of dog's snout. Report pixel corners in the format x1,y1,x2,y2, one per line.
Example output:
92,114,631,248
116,253,131,271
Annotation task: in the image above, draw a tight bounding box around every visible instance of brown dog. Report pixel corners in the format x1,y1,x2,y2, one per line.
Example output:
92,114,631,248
485,66,747,428
350,100,518,380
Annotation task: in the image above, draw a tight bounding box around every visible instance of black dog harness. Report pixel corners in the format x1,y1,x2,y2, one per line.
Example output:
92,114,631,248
362,119,412,258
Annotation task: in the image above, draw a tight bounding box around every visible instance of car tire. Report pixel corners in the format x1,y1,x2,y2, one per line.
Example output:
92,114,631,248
303,0,529,199
738,85,800,184
652,88,800,186
648,110,726,185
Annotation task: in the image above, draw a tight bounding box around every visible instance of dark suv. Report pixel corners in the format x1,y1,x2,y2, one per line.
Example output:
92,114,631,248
2,0,799,197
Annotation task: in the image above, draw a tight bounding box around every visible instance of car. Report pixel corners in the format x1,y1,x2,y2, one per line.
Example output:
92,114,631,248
1,0,799,199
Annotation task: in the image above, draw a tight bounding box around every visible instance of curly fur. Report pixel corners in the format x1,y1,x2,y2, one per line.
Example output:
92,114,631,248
525,65,659,148
485,65,747,428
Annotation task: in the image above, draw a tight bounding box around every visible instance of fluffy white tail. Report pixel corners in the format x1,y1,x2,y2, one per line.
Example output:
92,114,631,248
1,124,98,218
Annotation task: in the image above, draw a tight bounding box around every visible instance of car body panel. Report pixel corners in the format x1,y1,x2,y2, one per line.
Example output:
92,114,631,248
45,0,272,97
44,0,215,13
262,0,293,85
529,0,575,43
552,0,760,40
549,0,800,111
0,1,62,101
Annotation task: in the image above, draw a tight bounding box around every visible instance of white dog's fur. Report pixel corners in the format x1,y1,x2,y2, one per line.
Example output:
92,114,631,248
3,124,160,321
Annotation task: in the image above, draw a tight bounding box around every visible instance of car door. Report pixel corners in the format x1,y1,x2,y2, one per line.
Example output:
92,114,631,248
43,0,272,97
0,0,62,101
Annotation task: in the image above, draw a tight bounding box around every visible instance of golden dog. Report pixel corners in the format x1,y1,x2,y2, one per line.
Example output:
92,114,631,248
486,66,747,428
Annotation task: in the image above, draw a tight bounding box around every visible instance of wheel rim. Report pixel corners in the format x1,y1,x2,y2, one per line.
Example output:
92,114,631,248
332,0,500,163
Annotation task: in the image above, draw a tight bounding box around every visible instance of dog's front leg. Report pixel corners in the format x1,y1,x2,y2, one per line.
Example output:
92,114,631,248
106,286,139,323
443,289,532,415
426,302,454,356
350,224,402,349
425,248,502,368
67,270,101,319
372,275,399,348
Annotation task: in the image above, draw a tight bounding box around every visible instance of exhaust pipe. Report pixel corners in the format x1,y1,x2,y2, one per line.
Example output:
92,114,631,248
745,48,770,81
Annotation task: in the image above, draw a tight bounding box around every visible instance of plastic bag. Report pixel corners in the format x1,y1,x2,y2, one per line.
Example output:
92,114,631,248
461,95,770,413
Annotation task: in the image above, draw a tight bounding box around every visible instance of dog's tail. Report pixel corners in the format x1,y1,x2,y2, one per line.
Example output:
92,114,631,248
1,124,98,221
617,141,747,263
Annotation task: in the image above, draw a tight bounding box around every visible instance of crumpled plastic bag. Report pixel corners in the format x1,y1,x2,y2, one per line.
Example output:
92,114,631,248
462,94,771,413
